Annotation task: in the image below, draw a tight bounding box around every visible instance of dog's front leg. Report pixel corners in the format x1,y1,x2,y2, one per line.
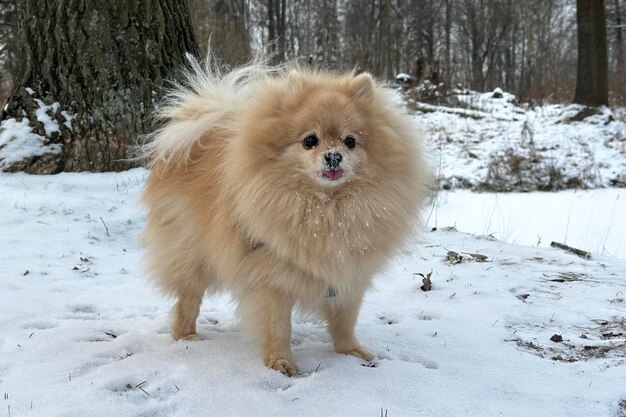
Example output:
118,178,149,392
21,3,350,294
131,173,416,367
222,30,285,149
238,287,298,375
325,290,375,362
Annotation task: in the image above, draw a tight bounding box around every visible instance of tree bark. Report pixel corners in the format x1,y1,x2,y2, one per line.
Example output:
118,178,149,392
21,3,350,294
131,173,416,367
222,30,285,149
615,0,624,71
266,0,285,63
0,0,198,174
574,0,609,106
444,0,453,85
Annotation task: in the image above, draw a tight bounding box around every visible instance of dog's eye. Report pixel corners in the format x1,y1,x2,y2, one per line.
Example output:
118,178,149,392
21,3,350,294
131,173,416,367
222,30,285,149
343,136,356,149
303,135,318,149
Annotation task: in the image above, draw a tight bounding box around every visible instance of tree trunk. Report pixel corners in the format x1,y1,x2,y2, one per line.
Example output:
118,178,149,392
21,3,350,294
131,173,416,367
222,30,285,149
266,0,285,64
615,0,624,71
0,0,198,174
444,0,453,85
574,0,609,106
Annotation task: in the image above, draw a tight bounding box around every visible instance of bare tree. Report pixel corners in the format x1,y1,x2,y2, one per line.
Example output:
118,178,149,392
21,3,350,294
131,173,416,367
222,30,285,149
190,0,250,67
456,0,512,91
266,0,286,63
315,0,340,67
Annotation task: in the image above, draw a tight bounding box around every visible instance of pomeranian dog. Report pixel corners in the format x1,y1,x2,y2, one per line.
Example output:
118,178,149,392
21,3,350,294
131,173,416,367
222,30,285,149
141,56,429,375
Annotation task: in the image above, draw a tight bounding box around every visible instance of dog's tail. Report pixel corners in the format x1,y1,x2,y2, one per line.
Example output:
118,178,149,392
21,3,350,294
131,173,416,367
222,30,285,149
139,51,281,166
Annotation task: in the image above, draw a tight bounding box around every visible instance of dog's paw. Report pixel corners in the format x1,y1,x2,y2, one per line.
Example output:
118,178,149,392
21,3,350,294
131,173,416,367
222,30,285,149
338,345,375,362
173,333,202,341
266,357,299,376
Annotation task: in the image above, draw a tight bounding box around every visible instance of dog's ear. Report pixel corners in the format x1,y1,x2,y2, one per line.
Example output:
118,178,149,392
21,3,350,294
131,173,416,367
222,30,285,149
350,73,375,100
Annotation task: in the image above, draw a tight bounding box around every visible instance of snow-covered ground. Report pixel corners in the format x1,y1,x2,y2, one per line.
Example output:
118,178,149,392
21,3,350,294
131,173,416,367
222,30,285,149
1,170,625,417
428,189,625,258
413,91,626,191
1,86,625,416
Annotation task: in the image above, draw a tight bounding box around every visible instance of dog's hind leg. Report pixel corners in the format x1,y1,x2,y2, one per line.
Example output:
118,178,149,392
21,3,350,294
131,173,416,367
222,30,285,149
172,289,204,340
171,263,212,341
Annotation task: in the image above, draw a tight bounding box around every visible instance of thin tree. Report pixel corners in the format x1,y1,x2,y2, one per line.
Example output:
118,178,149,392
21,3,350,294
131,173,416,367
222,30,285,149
266,0,286,63
574,0,609,106
0,0,198,174
615,0,624,70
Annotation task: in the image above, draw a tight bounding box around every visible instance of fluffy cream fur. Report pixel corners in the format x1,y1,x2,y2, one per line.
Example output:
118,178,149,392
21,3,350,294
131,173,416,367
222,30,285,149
142,56,429,374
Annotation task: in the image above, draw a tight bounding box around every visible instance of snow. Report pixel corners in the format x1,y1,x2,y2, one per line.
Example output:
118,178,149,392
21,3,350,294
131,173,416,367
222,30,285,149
0,89,76,167
0,84,624,415
395,73,412,82
415,97,626,190
453,88,519,118
1,170,625,417
61,111,75,130
0,118,62,168
34,99,60,137
428,189,625,258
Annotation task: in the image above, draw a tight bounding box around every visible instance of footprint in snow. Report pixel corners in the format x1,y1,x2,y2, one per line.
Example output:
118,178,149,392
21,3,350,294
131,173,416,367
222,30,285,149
377,350,439,369
416,311,442,321
76,330,123,343
70,359,112,378
260,373,294,391
105,378,179,404
397,354,439,369
23,320,59,330
0,364,11,378
64,304,101,320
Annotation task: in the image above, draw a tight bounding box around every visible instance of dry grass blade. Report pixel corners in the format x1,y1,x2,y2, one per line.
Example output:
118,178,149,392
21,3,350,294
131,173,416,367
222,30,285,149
135,381,149,396
99,216,110,237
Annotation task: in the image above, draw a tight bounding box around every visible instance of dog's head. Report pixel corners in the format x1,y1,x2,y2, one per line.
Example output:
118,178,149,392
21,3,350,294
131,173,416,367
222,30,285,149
283,72,375,189
240,71,381,192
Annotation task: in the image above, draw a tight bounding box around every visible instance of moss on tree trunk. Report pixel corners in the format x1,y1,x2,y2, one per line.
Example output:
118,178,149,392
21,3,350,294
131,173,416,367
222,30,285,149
0,0,198,173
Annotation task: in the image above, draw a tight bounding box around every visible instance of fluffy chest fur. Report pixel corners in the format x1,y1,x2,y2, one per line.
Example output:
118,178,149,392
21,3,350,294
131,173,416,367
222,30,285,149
228,166,416,286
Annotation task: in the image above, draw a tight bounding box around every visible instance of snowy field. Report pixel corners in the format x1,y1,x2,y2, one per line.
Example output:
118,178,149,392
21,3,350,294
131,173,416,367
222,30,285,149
428,189,625,258
1,87,625,416
1,169,625,417
413,91,626,191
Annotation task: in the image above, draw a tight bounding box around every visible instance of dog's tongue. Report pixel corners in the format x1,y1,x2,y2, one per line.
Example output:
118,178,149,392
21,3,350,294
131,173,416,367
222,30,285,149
323,169,344,181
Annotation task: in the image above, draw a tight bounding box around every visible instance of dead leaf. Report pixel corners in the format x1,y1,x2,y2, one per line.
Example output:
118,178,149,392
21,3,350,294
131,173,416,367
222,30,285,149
445,251,463,264
550,334,563,343
416,271,433,292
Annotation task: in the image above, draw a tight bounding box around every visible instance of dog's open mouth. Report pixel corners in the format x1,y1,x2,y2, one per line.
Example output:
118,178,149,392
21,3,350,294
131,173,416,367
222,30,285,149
321,168,344,181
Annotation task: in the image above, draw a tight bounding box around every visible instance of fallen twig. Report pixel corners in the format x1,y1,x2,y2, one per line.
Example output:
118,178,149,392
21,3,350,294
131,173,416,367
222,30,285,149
462,252,489,262
550,241,591,259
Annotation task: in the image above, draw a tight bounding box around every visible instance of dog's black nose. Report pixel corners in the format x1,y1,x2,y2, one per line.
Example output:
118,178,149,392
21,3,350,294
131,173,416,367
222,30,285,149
324,151,343,168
